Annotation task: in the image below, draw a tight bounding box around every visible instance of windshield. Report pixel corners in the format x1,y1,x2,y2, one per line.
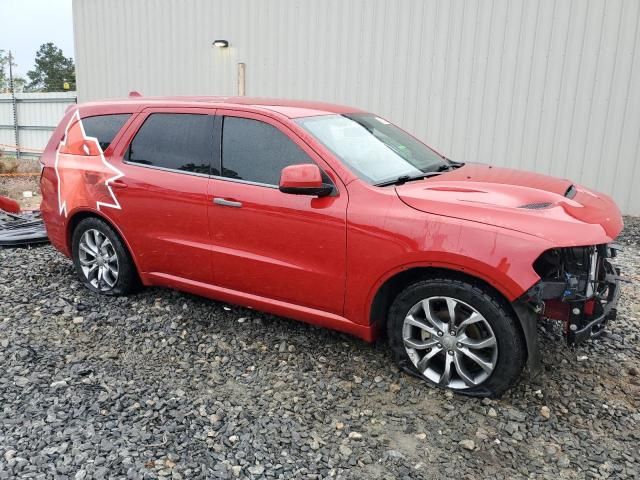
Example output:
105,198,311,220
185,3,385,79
296,113,448,185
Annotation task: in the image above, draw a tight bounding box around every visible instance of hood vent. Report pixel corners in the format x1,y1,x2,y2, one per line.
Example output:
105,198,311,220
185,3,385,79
565,185,577,199
519,202,553,210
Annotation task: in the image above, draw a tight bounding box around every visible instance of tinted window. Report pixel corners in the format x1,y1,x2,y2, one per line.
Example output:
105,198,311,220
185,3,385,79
222,117,311,185
82,114,131,152
128,113,215,175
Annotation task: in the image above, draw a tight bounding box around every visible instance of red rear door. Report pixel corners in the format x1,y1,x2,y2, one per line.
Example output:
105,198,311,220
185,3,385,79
108,107,217,283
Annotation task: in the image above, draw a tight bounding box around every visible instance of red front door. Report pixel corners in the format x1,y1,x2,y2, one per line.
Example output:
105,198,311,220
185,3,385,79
207,110,348,315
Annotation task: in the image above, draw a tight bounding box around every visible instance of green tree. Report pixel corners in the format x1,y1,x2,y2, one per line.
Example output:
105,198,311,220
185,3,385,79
12,77,27,92
0,50,16,91
0,51,25,93
26,42,76,92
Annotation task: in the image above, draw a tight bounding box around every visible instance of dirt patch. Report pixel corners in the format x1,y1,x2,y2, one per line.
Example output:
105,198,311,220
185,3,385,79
0,156,40,173
0,173,41,211
0,157,18,173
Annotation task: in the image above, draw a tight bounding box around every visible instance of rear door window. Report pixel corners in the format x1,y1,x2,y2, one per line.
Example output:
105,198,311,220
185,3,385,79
221,116,311,185
82,114,131,152
127,113,215,175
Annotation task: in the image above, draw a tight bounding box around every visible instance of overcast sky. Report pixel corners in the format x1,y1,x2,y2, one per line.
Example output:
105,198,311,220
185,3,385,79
1,0,74,78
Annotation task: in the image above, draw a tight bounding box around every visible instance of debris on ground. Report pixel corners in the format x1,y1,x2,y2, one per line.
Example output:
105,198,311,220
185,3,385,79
0,194,20,214
0,197,48,247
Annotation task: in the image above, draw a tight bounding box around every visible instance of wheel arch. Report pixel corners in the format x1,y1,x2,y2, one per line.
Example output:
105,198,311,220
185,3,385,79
369,266,518,327
368,265,540,374
66,209,142,278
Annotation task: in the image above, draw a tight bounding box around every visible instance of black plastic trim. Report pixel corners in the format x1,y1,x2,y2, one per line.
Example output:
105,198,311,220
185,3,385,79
567,264,621,345
511,300,542,377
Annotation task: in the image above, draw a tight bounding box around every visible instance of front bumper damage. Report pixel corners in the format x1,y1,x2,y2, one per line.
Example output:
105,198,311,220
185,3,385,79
566,257,621,344
525,243,622,346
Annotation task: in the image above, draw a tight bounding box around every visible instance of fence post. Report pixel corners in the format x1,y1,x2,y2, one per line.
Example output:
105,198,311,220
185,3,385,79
8,50,20,160
237,63,246,96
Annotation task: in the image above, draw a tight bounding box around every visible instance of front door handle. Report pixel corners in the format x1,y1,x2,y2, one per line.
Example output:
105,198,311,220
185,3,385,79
213,197,243,208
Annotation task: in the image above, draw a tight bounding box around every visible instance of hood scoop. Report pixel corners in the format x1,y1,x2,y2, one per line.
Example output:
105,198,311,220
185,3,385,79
518,202,553,210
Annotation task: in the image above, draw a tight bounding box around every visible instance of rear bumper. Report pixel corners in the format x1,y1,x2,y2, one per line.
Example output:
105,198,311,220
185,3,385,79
40,205,70,256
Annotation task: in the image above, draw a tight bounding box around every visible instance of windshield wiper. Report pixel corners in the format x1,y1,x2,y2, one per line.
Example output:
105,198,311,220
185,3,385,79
435,161,465,172
375,162,466,187
375,173,434,187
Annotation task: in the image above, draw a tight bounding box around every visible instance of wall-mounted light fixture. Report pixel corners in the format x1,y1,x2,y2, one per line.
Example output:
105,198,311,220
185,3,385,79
213,40,229,48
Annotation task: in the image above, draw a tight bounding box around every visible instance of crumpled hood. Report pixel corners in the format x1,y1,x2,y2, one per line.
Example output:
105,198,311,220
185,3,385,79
396,163,623,245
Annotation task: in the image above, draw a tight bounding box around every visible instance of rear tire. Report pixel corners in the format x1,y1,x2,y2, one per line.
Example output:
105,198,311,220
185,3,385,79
71,217,138,296
387,277,526,397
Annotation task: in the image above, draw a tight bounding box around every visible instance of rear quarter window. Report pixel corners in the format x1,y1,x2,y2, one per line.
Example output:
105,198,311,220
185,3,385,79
81,114,131,152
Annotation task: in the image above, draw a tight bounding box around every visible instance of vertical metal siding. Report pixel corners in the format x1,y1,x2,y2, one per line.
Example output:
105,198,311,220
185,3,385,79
0,92,77,156
73,0,640,214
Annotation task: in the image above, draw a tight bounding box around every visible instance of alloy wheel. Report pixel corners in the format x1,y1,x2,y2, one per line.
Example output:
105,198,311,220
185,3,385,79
402,296,498,389
78,228,119,291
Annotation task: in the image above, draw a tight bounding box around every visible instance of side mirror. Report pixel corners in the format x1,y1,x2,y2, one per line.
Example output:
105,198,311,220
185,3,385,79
279,164,333,197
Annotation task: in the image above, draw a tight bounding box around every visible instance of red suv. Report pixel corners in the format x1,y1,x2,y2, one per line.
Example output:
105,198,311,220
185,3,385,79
40,96,623,397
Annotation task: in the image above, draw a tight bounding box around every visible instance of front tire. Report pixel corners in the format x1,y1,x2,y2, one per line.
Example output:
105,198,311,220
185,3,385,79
387,277,526,397
71,217,137,296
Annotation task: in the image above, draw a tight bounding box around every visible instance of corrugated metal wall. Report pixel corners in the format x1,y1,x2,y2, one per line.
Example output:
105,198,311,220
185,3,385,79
73,0,640,214
0,92,77,157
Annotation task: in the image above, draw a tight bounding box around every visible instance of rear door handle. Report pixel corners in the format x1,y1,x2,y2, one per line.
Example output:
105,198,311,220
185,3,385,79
213,197,242,208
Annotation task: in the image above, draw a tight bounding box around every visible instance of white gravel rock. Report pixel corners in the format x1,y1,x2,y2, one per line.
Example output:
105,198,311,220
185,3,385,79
458,439,475,451
540,405,551,419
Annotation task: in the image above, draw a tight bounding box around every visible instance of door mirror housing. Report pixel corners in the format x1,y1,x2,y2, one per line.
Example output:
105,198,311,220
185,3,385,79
279,164,333,197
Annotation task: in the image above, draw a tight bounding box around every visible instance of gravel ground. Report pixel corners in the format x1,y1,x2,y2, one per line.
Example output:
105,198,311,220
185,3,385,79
1,218,639,479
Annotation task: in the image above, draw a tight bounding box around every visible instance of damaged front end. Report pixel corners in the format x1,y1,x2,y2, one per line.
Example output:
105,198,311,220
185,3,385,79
525,244,622,345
